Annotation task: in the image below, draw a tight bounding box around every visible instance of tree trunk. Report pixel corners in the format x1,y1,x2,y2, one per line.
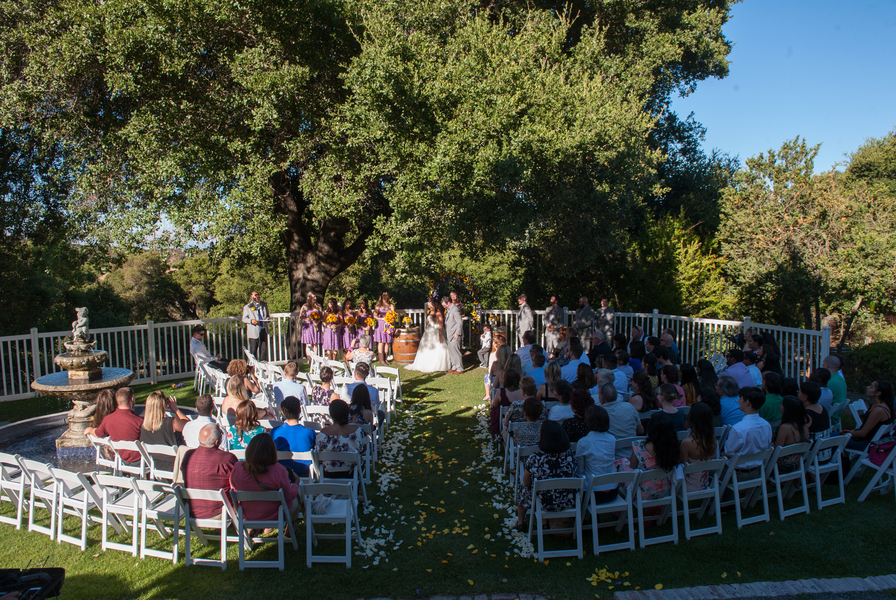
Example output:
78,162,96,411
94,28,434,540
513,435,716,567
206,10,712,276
270,171,376,358
837,295,864,352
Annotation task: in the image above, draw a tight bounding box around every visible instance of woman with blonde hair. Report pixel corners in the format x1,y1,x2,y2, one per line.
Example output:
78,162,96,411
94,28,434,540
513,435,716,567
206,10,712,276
536,361,562,403
227,358,261,395
222,374,251,417
300,291,323,358
373,291,396,365
483,344,512,403
140,391,189,448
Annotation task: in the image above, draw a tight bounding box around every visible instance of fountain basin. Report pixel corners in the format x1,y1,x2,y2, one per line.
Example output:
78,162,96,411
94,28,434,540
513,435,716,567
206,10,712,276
53,349,110,381
31,368,135,401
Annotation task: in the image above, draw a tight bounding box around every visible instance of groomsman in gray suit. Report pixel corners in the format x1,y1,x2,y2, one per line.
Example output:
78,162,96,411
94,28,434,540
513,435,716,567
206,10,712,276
517,294,535,347
544,295,563,353
598,297,615,344
242,291,270,361
443,297,464,373
574,296,596,352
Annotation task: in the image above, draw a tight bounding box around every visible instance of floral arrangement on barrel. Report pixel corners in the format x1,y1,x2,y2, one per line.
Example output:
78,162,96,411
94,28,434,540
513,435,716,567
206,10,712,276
428,270,483,335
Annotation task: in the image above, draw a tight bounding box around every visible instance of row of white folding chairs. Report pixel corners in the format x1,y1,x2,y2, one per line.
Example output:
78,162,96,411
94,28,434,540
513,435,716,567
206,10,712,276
85,435,178,481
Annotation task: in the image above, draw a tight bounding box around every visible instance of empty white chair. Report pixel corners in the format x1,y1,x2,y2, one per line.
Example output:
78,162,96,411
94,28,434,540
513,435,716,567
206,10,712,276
634,469,678,547
0,452,28,529
828,401,850,434
132,479,181,562
724,449,774,529
302,405,332,428
527,477,586,561
51,467,105,551
374,366,403,408
175,487,240,570
94,473,139,556
583,471,639,554
302,482,361,568
769,443,811,520
231,489,299,570
18,458,57,541
804,435,850,509
679,458,727,539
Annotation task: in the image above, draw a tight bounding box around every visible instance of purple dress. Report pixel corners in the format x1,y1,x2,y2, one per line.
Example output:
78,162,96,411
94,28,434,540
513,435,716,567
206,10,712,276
323,316,343,351
301,310,322,345
373,307,394,343
342,313,357,348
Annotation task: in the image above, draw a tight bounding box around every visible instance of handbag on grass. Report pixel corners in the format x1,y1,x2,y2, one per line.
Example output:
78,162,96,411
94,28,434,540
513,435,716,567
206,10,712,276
868,440,896,467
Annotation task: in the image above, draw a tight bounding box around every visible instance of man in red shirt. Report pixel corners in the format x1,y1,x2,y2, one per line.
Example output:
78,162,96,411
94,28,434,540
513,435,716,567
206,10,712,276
84,387,143,463
180,424,238,519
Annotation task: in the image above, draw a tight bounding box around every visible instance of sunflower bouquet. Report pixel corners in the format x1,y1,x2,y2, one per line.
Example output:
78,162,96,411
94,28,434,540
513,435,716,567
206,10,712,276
325,314,339,325
365,317,375,329
345,315,356,327
308,309,321,322
402,316,413,327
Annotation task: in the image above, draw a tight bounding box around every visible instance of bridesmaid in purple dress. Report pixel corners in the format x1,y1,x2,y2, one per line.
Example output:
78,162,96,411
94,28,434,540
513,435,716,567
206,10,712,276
300,292,323,358
357,298,374,343
374,292,396,365
322,297,343,360
341,298,357,352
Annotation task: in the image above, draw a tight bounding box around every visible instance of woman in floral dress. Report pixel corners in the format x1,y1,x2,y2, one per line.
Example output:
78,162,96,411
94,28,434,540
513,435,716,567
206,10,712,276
618,411,680,502
373,291,395,365
322,297,343,360
314,399,370,478
515,420,577,531
300,292,322,358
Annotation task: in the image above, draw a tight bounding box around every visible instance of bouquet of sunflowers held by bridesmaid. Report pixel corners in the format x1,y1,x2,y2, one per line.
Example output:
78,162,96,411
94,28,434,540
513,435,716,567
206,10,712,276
344,315,356,327
384,310,399,333
365,317,375,329
308,309,321,322
325,314,339,327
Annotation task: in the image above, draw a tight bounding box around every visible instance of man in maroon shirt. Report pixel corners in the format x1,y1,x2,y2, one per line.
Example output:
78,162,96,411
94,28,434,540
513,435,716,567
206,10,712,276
84,387,143,463
180,424,238,519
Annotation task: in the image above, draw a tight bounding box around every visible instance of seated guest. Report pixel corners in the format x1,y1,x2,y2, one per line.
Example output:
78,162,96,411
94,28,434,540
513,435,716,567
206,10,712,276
84,387,143,464
620,412,679,502
809,368,834,412
510,396,546,449
628,372,658,413
505,376,540,425
697,387,723,427
657,384,687,431
628,341,645,373
612,333,628,354
139,392,189,466
596,368,617,400
575,405,618,504
774,396,811,473
221,375,251,418
349,384,375,425
274,361,308,406
588,330,613,368
310,366,336,406
799,381,829,434
661,330,680,364
226,401,268,451
598,382,643,459
547,380,574,422
227,359,261,396
536,361,562,403
560,338,589,382
643,353,660,389
743,352,763,387
528,351,547,388
659,365,686,407
351,335,375,368
315,399,370,478
696,359,719,390
724,387,772,469
758,372,784,423
680,403,718,491
515,330,537,370
571,362,597,394
230,433,300,521
679,363,700,406
611,357,629,396
716,375,745,426
183,394,218,448
721,348,753,390
345,362,384,423
757,347,783,376
189,324,229,371
514,420,576,532
653,346,672,368
92,389,116,430
180,424,238,519
644,336,660,355
562,389,594,443
782,377,800,398
845,380,894,452
493,368,523,438
615,350,634,383
822,355,847,406
271,396,316,477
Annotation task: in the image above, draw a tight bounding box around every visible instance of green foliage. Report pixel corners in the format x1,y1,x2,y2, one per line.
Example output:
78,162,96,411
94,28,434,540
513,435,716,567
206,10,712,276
844,128,896,198
843,342,896,392
104,252,193,323
207,257,290,318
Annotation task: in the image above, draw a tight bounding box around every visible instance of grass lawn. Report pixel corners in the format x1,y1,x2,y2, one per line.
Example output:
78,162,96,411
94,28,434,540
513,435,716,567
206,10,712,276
1,363,894,599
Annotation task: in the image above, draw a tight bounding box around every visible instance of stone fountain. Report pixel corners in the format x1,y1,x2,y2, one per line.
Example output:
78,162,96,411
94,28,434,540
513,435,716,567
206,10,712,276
30,308,135,456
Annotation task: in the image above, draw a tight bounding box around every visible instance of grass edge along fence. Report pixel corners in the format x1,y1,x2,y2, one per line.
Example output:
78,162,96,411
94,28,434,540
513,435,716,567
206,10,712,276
0,309,830,402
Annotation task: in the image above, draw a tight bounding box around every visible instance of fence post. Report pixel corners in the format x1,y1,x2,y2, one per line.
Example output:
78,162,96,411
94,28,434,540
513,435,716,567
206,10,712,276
742,316,751,333
652,309,659,337
30,327,41,387
147,320,158,384
820,326,831,366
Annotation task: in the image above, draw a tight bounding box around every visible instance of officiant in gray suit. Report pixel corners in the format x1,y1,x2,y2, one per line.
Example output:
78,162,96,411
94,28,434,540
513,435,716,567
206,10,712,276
574,296,596,351
242,290,270,361
517,294,534,347
543,295,563,353
443,297,464,373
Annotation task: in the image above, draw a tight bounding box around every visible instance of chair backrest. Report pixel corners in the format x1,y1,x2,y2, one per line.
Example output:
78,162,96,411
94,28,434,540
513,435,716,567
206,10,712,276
532,476,585,495
849,400,867,426
50,467,101,506
302,421,323,432
301,481,353,498
679,406,691,417
230,449,247,460
131,478,177,513
637,467,675,486
109,440,147,476
140,443,179,481
731,448,774,473
680,458,727,486
585,470,639,497
615,437,645,454
86,434,118,471
773,442,811,464
677,430,689,441
0,452,24,483
18,458,55,494
804,434,849,467
175,486,238,524
277,451,318,479
93,472,135,496
230,489,289,524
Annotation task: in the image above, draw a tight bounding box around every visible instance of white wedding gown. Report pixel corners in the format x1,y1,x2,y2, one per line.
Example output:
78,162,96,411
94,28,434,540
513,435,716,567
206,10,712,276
407,315,451,373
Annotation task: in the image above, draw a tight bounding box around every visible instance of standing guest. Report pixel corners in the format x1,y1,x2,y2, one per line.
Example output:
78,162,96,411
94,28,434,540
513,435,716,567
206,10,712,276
597,297,615,343
315,400,370,478
587,330,613,369
724,387,772,469
517,294,535,348
743,352,763,387
628,371,658,413
574,296,596,352
92,389,116,429
621,412,679,502
822,355,847,406
659,365,686,407
226,401,268,451
273,361,309,407
515,330,537,370
182,394,218,448
696,359,719,390
374,291,396,365
774,396,810,473
656,384,687,431
543,295,563,353
758,372,785,424
810,368,834,412
598,382,643,458
271,396,316,477
180,424,238,519
697,387,724,427
230,433,300,521
680,403,718,491
84,387,143,464
721,349,753,390
341,298,357,352
322,297,344,361
716,375,745,426
300,292,323,358
799,381,830,435
514,420,577,532
242,290,269,362
510,397,546,448
310,366,336,406
140,391,189,447
575,405,618,503
478,323,494,369
562,389,594,442
679,363,700,406
443,296,464,374
189,325,229,371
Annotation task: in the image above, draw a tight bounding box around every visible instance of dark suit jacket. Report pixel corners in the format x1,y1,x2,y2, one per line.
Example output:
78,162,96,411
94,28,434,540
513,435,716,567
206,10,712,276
588,341,614,368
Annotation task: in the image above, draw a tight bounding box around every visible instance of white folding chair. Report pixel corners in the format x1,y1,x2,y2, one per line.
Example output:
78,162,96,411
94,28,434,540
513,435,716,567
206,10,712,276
175,487,241,570
634,469,678,547
109,440,150,478
243,347,258,368
231,489,299,570
678,458,727,539
94,473,139,556
513,445,541,505
769,443,811,520
845,424,894,483
302,405,332,428
306,349,324,375
132,479,181,562
582,471,639,554
527,477,585,561
51,467,105,550
325,359,348,376
503,421,523,473
849,400,867,428
614,437,645,461
857,440,896,502
139,443,179,482
193,359,210,395
725,449,774,529
230,449,247,461
332,376,355,398
828,401,850,434
18,458,57,541
356,423,375,483
715,427,731,458
302,482,360,568
86,434,119,474
375,366,403,407
0,452,28,529
316,450,368,507
804,435,849,509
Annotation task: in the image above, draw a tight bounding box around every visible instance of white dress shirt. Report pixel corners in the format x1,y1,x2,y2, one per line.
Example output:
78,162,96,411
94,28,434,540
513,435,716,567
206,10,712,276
725,413,772,468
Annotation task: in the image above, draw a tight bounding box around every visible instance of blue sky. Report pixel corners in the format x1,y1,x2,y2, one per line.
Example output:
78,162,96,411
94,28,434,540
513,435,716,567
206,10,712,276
671,0,896,173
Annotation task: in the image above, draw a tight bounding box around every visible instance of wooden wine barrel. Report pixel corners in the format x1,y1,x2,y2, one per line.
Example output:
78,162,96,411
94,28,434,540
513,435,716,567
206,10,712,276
392,327,421,364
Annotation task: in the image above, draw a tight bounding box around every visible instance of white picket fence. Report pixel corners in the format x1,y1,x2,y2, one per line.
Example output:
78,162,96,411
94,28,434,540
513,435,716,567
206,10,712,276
0,308,830,402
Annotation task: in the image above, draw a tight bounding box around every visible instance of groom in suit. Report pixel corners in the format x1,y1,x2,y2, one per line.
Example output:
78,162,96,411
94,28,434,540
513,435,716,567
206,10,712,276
443,296,464,373
517,294,535,347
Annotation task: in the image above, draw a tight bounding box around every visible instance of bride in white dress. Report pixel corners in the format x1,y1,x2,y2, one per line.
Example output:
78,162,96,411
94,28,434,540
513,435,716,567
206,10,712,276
407,300,451,373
